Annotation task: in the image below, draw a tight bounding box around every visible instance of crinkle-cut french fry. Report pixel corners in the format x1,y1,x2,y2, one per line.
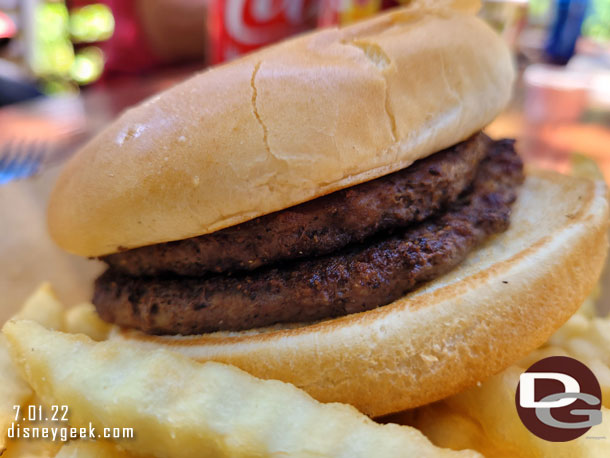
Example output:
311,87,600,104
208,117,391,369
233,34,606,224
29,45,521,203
3,320,481,458
404,402,520,458
0,396,62,458
0,439,60,458
397,302,610,457
0,335,32,455
64,303,113,341
55,440,141,458
548,314,610,366
12,283,64,331
1,283,67,454
444,366,610,458
539,314,610,409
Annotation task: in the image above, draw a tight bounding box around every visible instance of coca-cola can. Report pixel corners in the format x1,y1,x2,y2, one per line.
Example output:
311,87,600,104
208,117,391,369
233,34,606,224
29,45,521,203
207,0,319,65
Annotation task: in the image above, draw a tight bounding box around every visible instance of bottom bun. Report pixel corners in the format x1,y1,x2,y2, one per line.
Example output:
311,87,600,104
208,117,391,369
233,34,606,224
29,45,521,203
113,169,609,417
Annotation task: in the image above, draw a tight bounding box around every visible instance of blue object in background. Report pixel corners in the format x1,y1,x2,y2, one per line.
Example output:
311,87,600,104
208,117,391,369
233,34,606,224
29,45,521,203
0,76,43,107
544,0,589,65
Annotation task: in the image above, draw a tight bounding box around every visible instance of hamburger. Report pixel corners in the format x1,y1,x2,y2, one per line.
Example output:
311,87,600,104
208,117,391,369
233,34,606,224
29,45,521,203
47,0,608,417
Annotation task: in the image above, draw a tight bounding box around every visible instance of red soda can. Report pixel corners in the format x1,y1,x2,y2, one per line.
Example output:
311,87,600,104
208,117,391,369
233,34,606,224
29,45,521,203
208,0,319,65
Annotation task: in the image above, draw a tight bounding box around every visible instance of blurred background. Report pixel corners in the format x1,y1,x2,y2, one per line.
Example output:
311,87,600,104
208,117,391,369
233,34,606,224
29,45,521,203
0,0,609,317
0,0,609,170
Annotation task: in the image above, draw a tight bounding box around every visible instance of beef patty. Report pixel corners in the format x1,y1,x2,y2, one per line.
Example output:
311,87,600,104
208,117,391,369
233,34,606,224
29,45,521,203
94,137,523,335
102,133,489,276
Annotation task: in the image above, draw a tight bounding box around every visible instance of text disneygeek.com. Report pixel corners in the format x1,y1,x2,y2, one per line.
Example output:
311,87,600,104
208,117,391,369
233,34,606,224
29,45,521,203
9,405,134,442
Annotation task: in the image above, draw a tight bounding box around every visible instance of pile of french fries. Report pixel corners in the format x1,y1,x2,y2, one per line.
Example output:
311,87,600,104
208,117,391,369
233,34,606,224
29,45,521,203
398,292,610,457
1,283,609,457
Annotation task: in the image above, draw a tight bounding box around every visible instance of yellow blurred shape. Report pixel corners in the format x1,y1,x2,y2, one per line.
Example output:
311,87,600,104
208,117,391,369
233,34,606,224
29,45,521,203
70,4,115,44
70,47,105,85
33,3,74,77
339,0,383,24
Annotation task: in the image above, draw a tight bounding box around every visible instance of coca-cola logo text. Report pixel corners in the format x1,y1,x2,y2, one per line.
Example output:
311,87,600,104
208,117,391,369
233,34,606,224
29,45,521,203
225,0,317,46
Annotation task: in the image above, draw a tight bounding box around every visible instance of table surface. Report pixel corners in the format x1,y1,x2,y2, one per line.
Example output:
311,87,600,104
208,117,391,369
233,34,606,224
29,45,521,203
1,64,609,323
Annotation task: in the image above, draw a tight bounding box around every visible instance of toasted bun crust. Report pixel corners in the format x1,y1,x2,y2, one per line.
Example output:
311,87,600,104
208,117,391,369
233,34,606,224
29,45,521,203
113,170,609,417
48,0,513,256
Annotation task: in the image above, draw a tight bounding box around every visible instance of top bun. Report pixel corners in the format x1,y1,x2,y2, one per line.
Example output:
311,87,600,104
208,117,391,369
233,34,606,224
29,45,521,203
48,0,514,257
